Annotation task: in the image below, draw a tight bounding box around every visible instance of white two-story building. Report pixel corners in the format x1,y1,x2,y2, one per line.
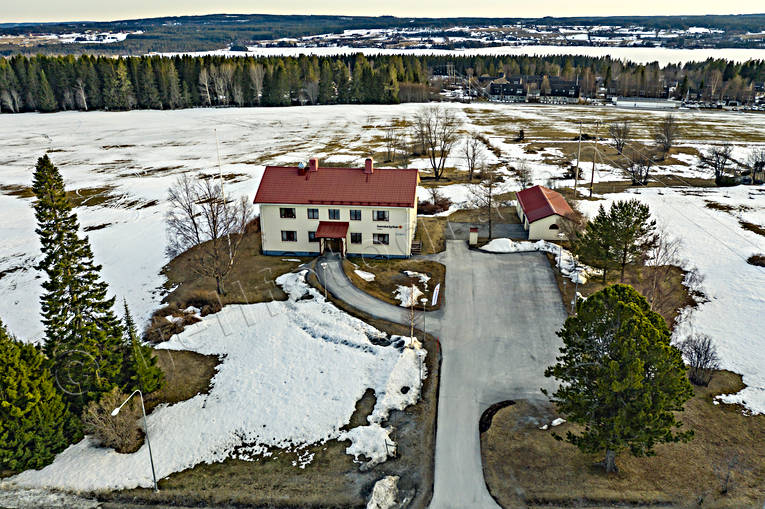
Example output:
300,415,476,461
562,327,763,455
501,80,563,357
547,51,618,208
254,158,419,258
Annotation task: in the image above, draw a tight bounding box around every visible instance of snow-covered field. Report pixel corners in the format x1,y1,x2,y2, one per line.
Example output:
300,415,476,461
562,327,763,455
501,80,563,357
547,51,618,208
6,272,426,491
0,102,763,417
578,186,765,414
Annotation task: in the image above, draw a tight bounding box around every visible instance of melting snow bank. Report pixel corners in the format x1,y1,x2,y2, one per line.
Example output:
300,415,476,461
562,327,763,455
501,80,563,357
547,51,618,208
367,475,400,509
481,238,599,284
354,269,376,282
394,285,424,307
8,271,426,492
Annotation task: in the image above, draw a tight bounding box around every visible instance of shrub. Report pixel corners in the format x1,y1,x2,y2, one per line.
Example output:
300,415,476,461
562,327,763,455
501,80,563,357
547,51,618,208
747,254,765,267
182,289,222,313
82,387,143,454
679,334,720,386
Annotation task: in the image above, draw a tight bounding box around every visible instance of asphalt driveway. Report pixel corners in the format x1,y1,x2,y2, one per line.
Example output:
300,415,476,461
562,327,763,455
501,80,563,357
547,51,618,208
316,241,565,508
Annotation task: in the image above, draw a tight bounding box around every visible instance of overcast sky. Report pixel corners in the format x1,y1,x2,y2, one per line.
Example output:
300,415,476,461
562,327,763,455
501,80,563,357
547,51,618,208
2,0,763,23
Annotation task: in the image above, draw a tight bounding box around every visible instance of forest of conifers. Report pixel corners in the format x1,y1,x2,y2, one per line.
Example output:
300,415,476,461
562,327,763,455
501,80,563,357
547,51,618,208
1,53,764,113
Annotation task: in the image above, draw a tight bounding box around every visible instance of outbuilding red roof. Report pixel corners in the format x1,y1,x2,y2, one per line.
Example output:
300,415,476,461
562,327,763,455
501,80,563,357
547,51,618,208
516,185,573,223
254,164,419,208
315,221,349,239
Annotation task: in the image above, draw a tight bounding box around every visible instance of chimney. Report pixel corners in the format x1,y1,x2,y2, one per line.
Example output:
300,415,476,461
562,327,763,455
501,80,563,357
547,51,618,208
364,158,374,174
309,158,319,172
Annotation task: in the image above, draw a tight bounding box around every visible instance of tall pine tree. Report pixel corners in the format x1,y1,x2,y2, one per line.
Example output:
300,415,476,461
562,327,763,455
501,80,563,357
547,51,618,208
544,285,693,473
0,319,80,473
32,154,126,414
121,299,164,394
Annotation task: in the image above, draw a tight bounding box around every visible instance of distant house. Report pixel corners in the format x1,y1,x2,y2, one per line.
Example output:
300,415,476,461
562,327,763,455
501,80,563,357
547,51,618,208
515,185,574,241
488,74,580,104
253,158,419,258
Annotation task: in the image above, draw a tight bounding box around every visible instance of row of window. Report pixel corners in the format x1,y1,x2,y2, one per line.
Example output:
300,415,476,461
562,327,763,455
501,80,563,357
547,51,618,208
280,231,389,245
280,207,389,222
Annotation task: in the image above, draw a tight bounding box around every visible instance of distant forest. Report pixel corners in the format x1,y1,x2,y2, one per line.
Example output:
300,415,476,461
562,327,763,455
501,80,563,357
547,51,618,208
2,13,765,55
1,53,764,113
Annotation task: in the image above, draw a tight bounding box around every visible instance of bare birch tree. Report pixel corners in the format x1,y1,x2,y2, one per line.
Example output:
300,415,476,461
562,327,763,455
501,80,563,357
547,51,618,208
462,131,485,181
747,147,765,183
166,174,254,295
624,153,653,185
469,165,500,239
678,334,720,386
608,121,631,154
699,143,734,183
645,227,681,311
654,113,679,155
413,105,461,180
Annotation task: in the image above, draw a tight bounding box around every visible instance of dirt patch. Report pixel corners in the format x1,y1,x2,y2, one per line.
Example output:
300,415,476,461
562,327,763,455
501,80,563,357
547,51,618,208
83,223,112,232
481,371,765,508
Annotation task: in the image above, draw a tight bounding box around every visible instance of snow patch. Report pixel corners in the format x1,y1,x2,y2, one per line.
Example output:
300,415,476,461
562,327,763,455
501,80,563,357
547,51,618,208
8,271,426,492
354,270,376,282
366,475,400,509
394,285,424,307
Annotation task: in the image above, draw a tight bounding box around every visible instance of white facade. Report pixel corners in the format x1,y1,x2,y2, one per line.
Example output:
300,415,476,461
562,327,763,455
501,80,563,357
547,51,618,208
516,201,566,241
260,201,417,258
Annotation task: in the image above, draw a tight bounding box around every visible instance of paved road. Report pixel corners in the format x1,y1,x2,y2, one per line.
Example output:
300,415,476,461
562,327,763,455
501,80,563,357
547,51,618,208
445,222,528,241
316,242,565,508
429,241,565,508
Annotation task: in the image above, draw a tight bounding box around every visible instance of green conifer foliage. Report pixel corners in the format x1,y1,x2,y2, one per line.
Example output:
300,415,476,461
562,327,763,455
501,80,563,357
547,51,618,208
31,154,126,414
544,284,694,473
121,299,164,394
0,320,79,473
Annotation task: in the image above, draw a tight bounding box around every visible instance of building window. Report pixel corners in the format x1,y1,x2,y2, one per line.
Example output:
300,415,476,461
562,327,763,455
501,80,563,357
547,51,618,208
328,209,340,220
308,231,318,243
281,230,297,242
280,208,296,219
373,234,389,245
350,209,361,221
307,208,319,219
549,224,560,230
374,210,389,222
350,233,362,244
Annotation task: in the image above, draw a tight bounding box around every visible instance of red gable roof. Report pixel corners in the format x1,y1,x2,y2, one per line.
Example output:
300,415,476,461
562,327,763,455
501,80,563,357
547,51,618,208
516,185,573,223
254,165,419,208
315,221,349,239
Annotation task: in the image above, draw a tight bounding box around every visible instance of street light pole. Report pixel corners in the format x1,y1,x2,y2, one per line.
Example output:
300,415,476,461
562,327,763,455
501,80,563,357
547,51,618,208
320,262,328,300
112,390,158,492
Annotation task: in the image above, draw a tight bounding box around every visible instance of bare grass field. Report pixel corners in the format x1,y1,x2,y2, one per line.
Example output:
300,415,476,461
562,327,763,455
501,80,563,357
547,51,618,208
481,371,765,508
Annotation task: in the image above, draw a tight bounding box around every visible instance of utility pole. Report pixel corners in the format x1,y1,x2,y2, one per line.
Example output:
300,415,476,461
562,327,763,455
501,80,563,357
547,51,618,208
589,121,600,198
409,283,416,339
574,121,582,195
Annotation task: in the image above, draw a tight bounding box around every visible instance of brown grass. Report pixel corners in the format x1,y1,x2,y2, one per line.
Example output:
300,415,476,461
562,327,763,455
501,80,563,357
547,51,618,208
481,371,765,508
145,350,219,412
160,230,310,312
0,184,119,207
415,216,447,254
448,204,521,224
740,221,765,238
343,258,446,311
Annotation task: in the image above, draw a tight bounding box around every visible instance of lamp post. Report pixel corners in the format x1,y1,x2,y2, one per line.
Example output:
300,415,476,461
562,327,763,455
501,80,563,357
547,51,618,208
320,262,328,300
112,390,158,492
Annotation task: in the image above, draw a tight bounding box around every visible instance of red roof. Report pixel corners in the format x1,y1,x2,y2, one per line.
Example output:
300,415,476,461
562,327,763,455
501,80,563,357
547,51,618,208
254,165,419,207
315,221,349,239
516,185,573,223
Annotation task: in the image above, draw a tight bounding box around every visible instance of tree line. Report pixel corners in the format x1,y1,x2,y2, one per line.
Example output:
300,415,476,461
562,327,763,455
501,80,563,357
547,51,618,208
2,53,764,114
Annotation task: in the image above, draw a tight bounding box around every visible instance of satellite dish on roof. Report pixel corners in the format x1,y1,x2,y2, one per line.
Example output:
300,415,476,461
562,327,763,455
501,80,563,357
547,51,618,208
298,162,306,169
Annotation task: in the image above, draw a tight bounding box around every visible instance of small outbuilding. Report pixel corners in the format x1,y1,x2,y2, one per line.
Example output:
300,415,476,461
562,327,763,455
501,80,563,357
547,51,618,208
515,185,574,241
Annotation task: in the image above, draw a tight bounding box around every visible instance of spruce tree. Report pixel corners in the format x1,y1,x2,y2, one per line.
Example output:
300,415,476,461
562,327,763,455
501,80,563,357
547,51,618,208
32,154,125,415
0,319,80,473
544,285,694,474
121,299,164,394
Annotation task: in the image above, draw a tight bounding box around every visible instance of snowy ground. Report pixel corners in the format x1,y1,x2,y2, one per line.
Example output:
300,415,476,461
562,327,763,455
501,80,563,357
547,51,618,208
5,272,426,492
578,186,765,414
0,102,763,412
